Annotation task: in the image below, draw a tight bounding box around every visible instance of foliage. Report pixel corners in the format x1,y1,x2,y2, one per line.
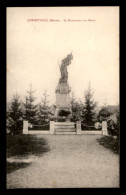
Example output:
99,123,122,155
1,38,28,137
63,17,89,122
70,92,82,122
36,90,50,124
23,84,38,124
58,109,71,117
98,106,111,121
115,111,120,137
49,116,57,121
97,135,119,155
56,116,67,122
7,94,23,135
81,84,97,126
107,111,119,137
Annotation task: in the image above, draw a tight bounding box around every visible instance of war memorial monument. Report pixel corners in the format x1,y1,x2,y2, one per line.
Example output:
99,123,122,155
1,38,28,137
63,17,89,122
23,53,108,135
54,53,73,118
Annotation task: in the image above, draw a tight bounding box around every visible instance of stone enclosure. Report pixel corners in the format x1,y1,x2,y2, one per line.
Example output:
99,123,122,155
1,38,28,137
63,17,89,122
23,120,108,135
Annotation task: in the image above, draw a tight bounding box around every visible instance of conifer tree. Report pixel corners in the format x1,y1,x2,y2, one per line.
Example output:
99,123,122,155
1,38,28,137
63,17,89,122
37,90,50,124
7,93,23,134
82,84,97,126
70,92,81,121
23,84,37,124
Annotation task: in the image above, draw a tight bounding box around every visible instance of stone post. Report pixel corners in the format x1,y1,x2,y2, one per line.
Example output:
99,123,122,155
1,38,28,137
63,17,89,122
102,121,108,135
50,121,54,134
23,121,28,134
76,121,81,134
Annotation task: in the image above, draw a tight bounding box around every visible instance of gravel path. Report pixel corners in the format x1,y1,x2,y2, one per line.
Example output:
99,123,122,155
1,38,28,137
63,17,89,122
7,135,119,188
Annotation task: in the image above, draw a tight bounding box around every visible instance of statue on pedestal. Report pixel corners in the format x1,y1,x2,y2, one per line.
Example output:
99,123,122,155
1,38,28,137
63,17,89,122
55,53,73,118
59,53,73,83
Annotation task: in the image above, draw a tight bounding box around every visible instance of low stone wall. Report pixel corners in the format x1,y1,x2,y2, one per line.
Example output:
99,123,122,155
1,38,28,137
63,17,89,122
22,121,108,135
80,131,103,135
28,131,50,134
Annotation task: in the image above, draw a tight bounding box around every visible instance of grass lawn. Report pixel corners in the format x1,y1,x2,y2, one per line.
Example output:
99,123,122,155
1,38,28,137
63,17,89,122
6,134,50,174
7,161,31,174
97,135,119,155
7,134,50,158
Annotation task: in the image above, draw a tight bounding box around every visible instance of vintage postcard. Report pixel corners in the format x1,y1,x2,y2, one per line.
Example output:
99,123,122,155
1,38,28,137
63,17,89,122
7,7,119,188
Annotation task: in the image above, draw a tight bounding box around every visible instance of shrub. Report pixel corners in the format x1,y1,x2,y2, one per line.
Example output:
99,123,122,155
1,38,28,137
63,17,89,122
97,135,119,154
107,119,119,137
56,116,67,122
98,107,111,122
58,109,71,117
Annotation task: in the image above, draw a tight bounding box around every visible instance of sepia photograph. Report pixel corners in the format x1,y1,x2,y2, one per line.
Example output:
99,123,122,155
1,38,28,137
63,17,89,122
6,6,119,188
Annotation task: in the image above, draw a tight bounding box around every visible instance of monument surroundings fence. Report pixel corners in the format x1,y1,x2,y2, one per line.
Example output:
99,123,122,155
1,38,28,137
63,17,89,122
23,121,108,135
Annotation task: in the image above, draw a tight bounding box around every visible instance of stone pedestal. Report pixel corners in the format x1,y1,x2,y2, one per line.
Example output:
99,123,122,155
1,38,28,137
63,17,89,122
23,121,28,134
76,121,81,134
102,121,108,135
50,121,54,134
55,80,71,117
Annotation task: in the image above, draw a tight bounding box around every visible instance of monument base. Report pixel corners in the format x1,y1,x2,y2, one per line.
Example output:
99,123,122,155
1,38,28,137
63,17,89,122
55,81,71,118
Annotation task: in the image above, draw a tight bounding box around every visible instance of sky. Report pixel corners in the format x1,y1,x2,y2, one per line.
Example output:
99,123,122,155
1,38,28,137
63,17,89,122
7,7,119,106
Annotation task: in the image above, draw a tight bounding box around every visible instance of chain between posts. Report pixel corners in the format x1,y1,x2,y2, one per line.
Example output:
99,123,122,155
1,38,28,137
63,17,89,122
33,123,49,127
32,121,111,128
81,123,96,128
81,122,112,128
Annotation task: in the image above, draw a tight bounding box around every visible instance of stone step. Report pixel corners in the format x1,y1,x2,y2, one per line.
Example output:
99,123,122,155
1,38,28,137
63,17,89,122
55,122,75,125
55,128,76,132
55,126,75,129
54,132,76,135
55,124,75,126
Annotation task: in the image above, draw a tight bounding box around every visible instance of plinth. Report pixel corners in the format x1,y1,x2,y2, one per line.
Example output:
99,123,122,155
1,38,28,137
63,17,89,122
55,80,71,117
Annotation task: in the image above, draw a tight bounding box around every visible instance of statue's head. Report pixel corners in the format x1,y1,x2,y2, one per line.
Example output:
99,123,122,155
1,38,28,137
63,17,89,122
67,53,73,61
62,53,73,66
